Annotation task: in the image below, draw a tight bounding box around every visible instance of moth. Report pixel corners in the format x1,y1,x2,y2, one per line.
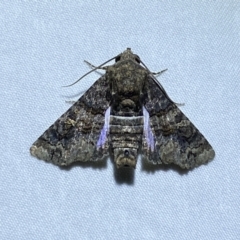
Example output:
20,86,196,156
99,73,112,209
30,48,215,169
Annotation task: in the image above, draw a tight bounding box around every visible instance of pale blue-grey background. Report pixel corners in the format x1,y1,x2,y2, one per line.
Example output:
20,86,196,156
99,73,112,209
1,1,239,239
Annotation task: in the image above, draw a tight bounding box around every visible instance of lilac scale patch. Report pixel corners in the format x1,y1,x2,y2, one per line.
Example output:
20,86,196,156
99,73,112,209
97,107,111,149
143,107,155,151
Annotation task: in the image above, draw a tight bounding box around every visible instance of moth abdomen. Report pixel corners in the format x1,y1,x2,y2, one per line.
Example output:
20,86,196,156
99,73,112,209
110,115,143,168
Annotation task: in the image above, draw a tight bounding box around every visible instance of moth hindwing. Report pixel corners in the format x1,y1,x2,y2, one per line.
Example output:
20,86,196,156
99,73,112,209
30,48,215,169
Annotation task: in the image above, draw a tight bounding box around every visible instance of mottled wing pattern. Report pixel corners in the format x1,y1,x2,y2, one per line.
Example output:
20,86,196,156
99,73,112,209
30,75,111,166
142,76,215,169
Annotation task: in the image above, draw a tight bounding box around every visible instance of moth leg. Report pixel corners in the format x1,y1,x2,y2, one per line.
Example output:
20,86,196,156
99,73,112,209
84,60,106,70
65,100,76,105
151,68,168,77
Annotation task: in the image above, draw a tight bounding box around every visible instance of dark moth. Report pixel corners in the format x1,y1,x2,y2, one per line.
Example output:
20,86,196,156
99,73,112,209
30,48,215,169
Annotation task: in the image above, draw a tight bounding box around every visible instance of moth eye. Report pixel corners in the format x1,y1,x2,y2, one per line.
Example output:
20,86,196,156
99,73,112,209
135,57,140,63
115,56,121,62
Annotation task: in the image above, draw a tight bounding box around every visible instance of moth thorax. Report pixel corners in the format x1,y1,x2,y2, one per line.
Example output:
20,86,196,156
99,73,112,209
113,148,138,168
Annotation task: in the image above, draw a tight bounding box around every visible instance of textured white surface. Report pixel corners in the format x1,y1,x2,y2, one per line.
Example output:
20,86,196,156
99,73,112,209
1,1,239,239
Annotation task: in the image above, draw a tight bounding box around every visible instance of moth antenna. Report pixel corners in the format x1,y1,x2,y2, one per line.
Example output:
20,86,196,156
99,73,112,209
140,59,183,106
62,55,117,87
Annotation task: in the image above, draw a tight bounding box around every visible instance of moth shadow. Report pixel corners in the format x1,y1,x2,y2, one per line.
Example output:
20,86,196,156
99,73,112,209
109,156,135,185
59,159,107,171
113,166,135,185
141,160,190,175
60,90,87,100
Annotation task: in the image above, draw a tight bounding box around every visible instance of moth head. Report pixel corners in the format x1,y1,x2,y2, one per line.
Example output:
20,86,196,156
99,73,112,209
115,48,141,64
113,148,137,168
